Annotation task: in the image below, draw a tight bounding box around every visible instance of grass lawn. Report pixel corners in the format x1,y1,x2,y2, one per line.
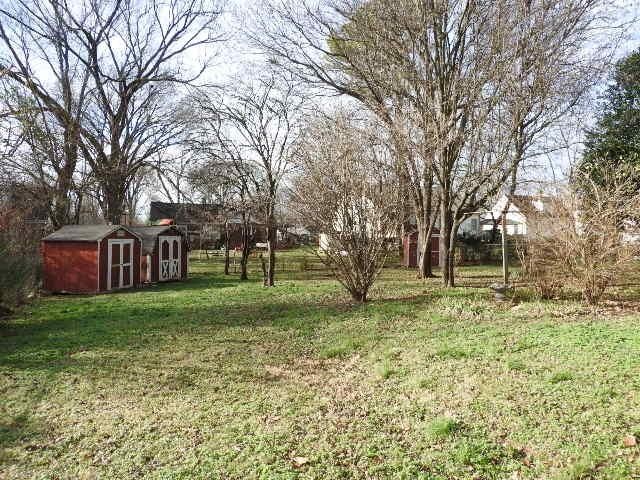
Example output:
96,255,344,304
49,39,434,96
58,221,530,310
2,253,640,479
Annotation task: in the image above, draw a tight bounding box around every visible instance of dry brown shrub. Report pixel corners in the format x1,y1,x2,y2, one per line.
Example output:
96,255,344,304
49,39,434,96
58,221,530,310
519,177,640,305
516,242,564,300
291,112,400,302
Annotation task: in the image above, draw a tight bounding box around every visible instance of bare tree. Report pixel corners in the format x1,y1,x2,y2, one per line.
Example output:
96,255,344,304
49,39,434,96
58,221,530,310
291,112,401,302
490,0,614,233
188,158,241,275
186,95,262,281
0,98,84,228
0,1,91,228
249,0,440,279
249,0,615,287
124,166,155,224
0,0,225,224
191,74,303,286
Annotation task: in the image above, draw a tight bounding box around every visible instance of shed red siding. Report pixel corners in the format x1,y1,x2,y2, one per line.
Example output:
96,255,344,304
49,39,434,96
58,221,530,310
42,241,99,293
402,232,440,268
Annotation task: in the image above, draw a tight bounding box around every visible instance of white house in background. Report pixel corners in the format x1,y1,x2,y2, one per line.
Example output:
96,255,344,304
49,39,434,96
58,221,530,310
319,232,331,252
486,194,550,235
458,212,483,237
457,194,552,237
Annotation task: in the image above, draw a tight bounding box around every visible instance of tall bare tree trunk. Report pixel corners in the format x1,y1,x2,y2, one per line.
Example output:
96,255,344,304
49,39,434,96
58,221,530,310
223,221,230,275
51,186,72,229
240,243,249,281
266,227,276,286
416,214,433,278
101,170,128,224
440,201,455,288
105,194,125,224
240,214,251,281
265,208,277,287
417,192,438,278
419,217,438,279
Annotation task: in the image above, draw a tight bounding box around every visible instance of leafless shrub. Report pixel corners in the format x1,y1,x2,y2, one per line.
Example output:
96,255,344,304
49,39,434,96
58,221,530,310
516,241,564,300
0,196,43,313
520,176,640,305
290,113,400,302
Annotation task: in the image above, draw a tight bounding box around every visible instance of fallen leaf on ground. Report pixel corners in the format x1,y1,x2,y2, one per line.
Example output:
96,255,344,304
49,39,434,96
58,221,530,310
292,456,309,468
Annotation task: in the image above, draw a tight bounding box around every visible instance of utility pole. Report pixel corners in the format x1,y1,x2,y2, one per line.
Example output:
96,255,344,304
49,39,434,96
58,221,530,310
502,213,509,285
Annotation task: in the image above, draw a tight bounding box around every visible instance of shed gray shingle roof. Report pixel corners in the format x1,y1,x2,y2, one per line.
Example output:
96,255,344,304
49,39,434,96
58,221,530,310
128,226,182,255
42,225,138,242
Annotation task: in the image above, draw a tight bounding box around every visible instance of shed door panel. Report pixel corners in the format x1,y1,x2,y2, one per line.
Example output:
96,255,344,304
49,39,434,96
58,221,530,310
108,239,134,290
110,243,121,289
159,236,181,281
122,242,132,288
171,239,180,277
160,238,170,281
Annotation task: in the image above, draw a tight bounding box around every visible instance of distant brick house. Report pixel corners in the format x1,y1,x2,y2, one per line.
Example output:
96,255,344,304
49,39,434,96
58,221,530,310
148,201,265,250
149,202,220,247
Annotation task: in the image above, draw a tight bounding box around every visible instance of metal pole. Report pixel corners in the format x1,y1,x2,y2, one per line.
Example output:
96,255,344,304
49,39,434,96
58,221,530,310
502,213,509,285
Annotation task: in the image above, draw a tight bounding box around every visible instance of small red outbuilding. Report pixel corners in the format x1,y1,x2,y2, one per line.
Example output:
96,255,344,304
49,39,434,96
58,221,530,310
42,225,142,293
402,230,440,268
128,225,188,283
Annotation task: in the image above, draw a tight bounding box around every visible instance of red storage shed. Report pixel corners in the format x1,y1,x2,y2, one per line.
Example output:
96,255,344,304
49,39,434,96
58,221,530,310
128,226,188,283
42,225,142,293
402,230,440,268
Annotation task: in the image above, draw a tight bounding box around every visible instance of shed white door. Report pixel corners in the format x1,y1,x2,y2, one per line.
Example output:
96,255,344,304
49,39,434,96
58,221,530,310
159,236,181,281
108,239,134,290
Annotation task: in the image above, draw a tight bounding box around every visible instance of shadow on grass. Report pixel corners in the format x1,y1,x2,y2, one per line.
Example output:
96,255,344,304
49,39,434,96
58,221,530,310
0,378,50,455
1,266,541,378
0,274,369,374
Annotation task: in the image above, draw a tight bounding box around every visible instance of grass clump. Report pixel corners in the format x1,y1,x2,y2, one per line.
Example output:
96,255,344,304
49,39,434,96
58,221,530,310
426,417,461,439
418,377,435,389
375,359,395,379
550,371,574,384
435,345,470,360
319,338,362,359
556,448,607,480
507,359,527,372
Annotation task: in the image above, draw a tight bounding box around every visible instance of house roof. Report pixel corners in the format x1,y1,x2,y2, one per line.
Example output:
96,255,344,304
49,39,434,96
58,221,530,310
149,202,220,224
507,194,552,218
42,225,140,242
128,225,182,255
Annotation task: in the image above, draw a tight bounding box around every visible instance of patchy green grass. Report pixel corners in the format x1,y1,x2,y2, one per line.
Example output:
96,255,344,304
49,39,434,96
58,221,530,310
1,256,640,479
426,417,461,439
